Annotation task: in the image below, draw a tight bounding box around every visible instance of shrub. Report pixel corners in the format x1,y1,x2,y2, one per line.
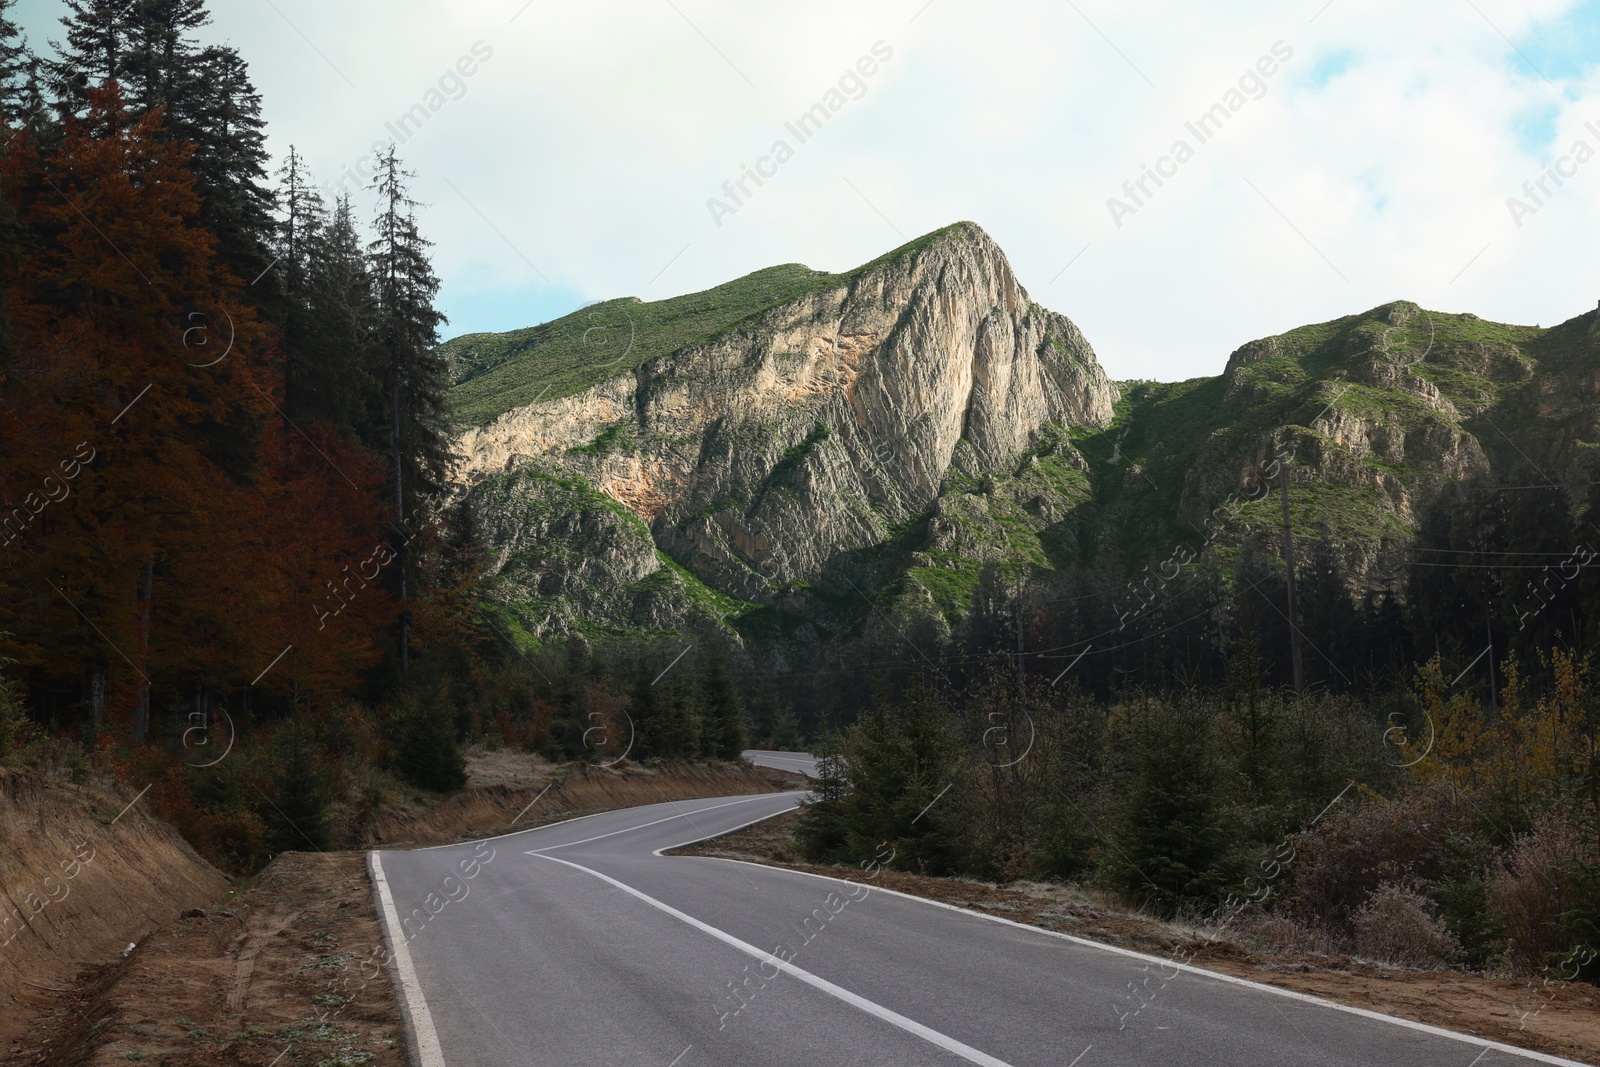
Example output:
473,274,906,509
1352,883,1460,968
1288,781,1460,937
1488,807,1598,974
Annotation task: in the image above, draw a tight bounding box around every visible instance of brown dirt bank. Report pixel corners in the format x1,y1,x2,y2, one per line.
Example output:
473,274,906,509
0,768,228,1053
5,758,801,1064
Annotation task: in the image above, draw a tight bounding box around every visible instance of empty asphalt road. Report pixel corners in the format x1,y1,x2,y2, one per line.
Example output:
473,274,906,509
741,749,818,776
371,757,1591,1067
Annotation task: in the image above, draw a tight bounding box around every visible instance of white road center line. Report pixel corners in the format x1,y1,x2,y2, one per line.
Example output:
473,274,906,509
534,852,1020,1067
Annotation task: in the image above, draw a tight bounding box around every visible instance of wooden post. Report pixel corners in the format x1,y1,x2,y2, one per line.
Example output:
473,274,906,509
1279,451,1304,697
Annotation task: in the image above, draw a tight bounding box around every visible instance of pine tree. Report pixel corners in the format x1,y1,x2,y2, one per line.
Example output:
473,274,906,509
627,657,663,759
697,647,745,760
275,146,327,421
47,0,136,110
368,146,450,677
306,193,380,437
394,693,467,791
264,719,330,852
0,0,31,123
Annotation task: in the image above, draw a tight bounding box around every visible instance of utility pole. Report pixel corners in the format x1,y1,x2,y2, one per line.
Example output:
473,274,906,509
1279,450,1304,698
1015,579,1026,690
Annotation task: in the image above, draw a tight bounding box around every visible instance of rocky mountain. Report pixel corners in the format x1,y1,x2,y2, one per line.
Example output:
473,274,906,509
441,222,1600,655
444,222,1116,646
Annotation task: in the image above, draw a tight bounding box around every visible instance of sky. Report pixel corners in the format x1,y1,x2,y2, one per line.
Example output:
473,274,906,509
14,0,1600,382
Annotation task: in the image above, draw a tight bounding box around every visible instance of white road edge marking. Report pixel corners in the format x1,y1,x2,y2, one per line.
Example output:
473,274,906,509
695,854,1593,1067
368,852,447,1067
534,851,1019,1067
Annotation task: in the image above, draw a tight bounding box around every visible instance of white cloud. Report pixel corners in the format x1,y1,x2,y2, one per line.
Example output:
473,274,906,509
18,0,1600,379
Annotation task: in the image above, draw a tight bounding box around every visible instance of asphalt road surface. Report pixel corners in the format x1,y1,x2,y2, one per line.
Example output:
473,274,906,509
371,755,1591,1067
740,749,818,777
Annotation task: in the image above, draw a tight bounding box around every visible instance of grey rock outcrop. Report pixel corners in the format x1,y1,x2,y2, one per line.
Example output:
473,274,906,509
454,223,1117,631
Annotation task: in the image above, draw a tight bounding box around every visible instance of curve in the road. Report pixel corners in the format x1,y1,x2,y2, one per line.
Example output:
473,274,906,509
370,756,1594,1067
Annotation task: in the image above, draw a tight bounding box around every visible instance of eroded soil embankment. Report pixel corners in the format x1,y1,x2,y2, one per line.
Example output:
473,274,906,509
0,768,227,1053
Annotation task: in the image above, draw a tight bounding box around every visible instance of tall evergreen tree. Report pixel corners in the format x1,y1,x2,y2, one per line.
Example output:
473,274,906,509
307,192,380,437
627,657,663,759
51,1,274,286
368,146,450,677
182,43,273,285
0,0,31,123
275,146,326,421
697,647,745,760
1298,526,1357,690
263,718,330,852
120,0,207,115
47,0,135,110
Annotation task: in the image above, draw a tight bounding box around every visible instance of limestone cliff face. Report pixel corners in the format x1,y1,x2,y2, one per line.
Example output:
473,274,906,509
455,223,1117,620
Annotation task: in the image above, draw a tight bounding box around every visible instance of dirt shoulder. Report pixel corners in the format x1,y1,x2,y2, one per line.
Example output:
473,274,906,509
671,811,1600,1065
11,851,406,1067
6,758,800,1066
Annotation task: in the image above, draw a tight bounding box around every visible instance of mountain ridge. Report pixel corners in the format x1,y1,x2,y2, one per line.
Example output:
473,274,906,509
442,223,1600,659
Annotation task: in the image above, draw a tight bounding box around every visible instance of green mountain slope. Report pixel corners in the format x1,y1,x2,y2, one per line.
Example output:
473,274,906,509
441,221,1600,657
444,263,843,427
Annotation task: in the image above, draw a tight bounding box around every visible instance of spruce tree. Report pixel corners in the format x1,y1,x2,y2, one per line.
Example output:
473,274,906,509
795,732,850,862
0,0,30,123
48,1,274,283
771,705,801,750
627,658,663,759
47,0,135,110
1110,696,1230,916
275,146,327,421
1298,525,1357,689
119,0,208,115
182,43,273,285
654,671,700,759
307,193,380,437
264,719,330,852
369,146,450,677
697,647,745,760
395,696,467,791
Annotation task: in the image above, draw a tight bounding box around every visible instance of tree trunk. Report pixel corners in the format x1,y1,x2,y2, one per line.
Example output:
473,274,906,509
392,357,408,679
132,559,153,743
87,667,104,739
